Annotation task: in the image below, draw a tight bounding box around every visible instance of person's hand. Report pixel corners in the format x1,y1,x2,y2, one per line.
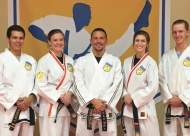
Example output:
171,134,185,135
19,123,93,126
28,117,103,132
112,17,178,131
59,92,72,106
167,95,183,107
90,99,106,114
17,94,35,111
123,94,133,106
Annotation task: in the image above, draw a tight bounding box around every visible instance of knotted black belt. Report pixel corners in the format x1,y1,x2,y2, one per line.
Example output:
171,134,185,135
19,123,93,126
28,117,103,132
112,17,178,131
132,101,140,136
166,103,190,128
86,104,107,131
121,102,140,136
121,103,126,134
9,106,35,131
54,99,77,123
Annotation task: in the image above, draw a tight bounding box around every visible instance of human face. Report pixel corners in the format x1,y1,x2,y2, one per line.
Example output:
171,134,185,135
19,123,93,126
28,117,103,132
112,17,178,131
48,33,64,56
172,23,189,45
7,31,24,56
90,31,107,56
134,35,148,56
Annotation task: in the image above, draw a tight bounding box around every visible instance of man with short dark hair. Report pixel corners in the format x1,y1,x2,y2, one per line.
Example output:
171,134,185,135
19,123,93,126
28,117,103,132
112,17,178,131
74,28,123,136
0,25,37,136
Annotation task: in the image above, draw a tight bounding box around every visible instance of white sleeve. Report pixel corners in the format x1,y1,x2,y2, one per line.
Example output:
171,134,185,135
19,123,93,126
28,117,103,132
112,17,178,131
73,58,94,107
0,58,19,110
35,59,61,104
159,56,172,103
122,59,129,98
102,57,123,109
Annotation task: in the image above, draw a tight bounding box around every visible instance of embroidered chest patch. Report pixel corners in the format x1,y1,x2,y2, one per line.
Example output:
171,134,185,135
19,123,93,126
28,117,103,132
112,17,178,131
67,63,73,72
103,62,113,72
25,61,32,71
183,57,190,67
36,71,44,79
136,66,146,75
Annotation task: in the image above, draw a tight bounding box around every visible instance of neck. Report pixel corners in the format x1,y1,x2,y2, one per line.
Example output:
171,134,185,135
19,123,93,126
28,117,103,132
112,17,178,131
175,43,188,54
136,52,146,59
9,49,21,56
52,50,63,57
93,50,105,57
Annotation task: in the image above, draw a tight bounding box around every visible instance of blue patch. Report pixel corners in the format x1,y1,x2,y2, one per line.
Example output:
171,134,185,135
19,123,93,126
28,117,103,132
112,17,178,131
140,65,146,71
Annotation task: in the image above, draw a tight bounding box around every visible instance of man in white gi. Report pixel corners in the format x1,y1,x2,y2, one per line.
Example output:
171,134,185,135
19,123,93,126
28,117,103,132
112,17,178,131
74,28,123,136
159,19,190,136
0,25,37,136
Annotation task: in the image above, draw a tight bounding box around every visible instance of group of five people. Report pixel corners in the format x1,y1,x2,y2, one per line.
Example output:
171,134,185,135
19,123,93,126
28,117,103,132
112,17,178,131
0,19,190,136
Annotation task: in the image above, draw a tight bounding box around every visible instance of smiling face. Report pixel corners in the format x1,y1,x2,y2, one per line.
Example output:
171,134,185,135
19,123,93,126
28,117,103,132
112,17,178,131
48,32,65,56
7,30,25,56
133,34,148,56
90,30,108,57
172,23,189,46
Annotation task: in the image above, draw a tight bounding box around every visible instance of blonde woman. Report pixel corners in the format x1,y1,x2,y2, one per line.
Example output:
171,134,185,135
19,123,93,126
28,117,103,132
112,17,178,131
36,29,75,136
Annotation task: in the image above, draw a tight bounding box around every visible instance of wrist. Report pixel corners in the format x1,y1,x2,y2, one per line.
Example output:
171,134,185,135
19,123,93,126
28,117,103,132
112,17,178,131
67,91,73,96
90,98,96,105
29,94,36,103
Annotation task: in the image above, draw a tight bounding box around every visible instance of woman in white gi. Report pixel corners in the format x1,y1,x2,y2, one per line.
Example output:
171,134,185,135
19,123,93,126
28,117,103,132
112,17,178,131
122,30,160,136
159,19,190,136
35,29,75,136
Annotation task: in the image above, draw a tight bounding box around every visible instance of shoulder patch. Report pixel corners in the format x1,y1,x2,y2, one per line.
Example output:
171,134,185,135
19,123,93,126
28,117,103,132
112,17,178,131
136,65,146,75
36,71,44,79
67,63,73,72
183,57,190,67
25,61,32,71
103,62,113,72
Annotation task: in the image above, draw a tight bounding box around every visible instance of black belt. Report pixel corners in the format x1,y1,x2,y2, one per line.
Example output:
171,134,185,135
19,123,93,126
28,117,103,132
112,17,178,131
166,103,190,128
121,102,126,134
86,104,107,131
9,106,35,131
54,99,77,123
121,102,140,136
132,101,140,136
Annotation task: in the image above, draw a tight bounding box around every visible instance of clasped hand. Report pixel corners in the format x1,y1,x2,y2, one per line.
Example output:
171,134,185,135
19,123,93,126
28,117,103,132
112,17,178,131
90,99,107,114
59,92,72,106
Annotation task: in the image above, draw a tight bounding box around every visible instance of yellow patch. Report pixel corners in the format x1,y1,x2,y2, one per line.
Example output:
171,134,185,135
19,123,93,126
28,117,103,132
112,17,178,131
36,71,44,79
67,63,73,72
103,62,112,72
25,61,32,71
183,58,190,67
136,68,143,75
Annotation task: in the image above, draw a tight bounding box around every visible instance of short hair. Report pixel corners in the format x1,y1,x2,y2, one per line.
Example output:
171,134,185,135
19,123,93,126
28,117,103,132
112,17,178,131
172,19,189,30
133,30,150,53
91,28,107,39
7,25,25,38
47,29,65,41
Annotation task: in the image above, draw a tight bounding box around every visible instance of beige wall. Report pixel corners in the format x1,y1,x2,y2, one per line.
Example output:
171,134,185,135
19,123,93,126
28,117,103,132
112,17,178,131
170,0,190,48
0,1,8,51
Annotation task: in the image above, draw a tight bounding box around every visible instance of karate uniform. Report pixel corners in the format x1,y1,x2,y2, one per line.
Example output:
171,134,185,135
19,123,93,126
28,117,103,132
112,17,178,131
74,52,123,136
36,51,74,136
159,46,190,136
123,54,160,136
0,48,37,136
